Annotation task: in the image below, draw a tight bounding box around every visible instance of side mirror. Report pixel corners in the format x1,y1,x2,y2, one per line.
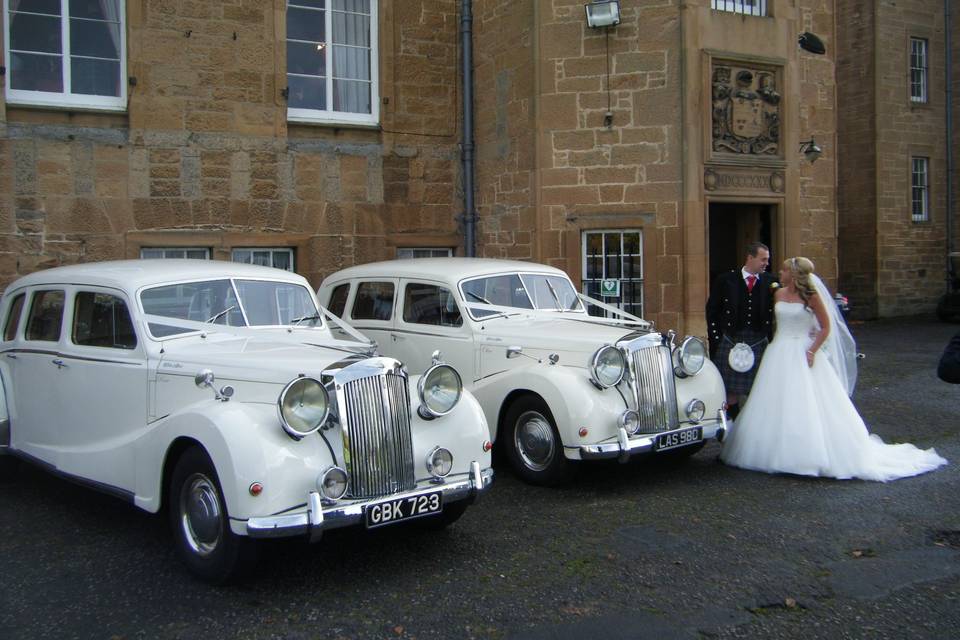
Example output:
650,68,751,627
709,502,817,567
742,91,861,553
431,350,443,365
195,369,234,402
506,346,523,359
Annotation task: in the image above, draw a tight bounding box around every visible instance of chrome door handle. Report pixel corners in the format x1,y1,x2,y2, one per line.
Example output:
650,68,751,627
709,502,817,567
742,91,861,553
52,359,68,369
5,353,16,359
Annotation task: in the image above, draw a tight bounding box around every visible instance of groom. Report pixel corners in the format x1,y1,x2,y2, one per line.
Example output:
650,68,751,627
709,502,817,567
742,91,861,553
706,242,777,420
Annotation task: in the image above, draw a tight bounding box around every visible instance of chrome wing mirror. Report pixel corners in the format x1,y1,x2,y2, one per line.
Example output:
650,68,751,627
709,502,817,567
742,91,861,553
195,369,234,402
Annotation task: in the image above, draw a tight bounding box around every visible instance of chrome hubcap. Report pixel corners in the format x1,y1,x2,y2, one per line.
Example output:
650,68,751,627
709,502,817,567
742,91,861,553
179,473,222,557
515,411,556,472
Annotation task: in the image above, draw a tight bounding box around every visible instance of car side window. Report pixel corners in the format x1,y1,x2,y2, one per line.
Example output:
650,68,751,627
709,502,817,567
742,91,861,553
73,292,138,350
327,284,350,317
25,290,65,342
3,293,26,341
403,283,462,327
351,282,395,321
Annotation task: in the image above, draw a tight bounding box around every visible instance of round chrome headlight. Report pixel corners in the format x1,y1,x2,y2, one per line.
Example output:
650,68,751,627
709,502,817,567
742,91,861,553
685,399,706,423
278,376,330,439
318,466,348,501
590,345,626,388
417,364,463,418
676,336,706,377
426,446,454,478
619,409,641,435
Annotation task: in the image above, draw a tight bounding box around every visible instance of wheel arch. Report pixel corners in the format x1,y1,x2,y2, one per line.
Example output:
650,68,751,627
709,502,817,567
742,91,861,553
160,436,206,514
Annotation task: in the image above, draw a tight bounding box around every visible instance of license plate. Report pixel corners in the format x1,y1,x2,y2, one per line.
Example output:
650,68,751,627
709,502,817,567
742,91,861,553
655,426,703,452
365,491,443,529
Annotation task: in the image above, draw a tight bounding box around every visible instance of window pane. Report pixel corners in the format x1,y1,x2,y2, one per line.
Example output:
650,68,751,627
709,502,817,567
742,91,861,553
4,294,26,342
10,52,63,92
69,0,120,20
351,282,394,321
332,44,370,80
287,6,325,42
333,79,371,113
72,292,137,349
332,0,370,12
327,284,350,317
332,12,370,47
26,290,65,342
288,75,326,109
185,249,208,259
232,249,252,264
70,19,121,59
9,12,62,53
290,0,326,9
272,251,292,271
15,0,62,14
403,283,462,327
71,58,120,96
287,40,326,76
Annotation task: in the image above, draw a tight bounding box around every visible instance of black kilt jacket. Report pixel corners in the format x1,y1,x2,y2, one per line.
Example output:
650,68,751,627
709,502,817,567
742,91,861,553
706,270,777,395
706,270,777,357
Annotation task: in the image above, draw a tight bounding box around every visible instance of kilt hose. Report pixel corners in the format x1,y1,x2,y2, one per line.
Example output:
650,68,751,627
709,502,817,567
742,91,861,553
713,330,769,396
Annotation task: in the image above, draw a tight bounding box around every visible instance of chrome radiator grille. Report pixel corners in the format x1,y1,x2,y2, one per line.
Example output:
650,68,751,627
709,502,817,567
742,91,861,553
340,372,416,498
630,344,680,433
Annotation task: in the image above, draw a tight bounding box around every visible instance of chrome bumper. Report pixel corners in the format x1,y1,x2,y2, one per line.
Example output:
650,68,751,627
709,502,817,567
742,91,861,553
579,410,728,462
246,460,494,542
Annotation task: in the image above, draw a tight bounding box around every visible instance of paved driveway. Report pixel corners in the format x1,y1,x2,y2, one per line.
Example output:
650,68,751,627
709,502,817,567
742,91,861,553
1,316,958,640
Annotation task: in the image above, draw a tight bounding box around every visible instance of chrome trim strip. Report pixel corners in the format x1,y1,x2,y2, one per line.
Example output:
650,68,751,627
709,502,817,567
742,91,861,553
579,421,726,461
246,466,495,540
0,349,141,366
8,449,136,503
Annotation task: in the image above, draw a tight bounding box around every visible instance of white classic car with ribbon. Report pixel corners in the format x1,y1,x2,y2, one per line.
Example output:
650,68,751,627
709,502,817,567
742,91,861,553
318,258,727,486
0,260,492,583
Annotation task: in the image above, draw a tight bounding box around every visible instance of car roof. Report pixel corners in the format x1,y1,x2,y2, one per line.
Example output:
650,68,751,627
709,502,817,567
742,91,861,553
325,258,569,284
5,259,309,294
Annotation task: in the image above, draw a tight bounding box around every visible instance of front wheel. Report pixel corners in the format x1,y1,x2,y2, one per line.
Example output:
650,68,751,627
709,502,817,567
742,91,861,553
502,396,572,486
168,446,258,584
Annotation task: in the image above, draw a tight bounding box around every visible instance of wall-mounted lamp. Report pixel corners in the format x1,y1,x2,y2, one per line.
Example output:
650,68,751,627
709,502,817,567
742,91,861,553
585,0,620,28
799,138,822,163
798,31,826,55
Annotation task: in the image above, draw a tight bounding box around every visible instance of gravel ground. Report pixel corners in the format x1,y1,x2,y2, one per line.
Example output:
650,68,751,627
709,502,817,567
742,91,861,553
1,315,958,640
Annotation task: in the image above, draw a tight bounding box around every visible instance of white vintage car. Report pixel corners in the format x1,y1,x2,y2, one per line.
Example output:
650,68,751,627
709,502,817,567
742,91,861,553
0,260,493,583
319,258,728,485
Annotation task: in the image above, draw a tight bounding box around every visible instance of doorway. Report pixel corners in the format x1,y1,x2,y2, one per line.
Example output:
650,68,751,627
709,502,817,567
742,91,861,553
708,203,776,286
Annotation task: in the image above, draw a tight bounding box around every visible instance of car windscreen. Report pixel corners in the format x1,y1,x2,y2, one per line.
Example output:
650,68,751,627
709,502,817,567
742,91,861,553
140,279,320,337
519,274,583,312
461,274,533,319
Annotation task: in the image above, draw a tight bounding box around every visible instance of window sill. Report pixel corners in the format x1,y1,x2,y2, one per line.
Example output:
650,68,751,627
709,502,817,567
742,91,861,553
5,98,127,115
287,116,381,131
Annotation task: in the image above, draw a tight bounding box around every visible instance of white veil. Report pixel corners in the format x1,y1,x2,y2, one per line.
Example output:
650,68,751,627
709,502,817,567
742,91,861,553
810,274,858,395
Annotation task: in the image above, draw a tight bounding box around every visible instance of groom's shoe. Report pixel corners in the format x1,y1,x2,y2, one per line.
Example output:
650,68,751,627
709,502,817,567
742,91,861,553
727,403,740,421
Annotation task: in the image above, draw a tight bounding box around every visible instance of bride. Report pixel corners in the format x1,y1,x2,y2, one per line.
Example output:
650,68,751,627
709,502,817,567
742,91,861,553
719,257,947,481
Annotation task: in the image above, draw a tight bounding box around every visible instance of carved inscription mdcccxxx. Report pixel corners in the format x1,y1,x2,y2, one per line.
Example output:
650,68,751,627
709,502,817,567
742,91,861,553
704,169,785,193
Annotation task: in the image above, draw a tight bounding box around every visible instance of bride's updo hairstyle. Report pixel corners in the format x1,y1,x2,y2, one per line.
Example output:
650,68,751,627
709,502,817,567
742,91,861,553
785,256,817,308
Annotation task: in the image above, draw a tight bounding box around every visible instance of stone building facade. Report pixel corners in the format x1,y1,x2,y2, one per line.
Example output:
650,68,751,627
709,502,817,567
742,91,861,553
0,0,838,335
837,0,959,318
474,0,837,333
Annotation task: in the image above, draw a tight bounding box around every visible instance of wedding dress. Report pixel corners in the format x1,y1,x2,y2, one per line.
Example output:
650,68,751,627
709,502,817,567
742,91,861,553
719,301,947,481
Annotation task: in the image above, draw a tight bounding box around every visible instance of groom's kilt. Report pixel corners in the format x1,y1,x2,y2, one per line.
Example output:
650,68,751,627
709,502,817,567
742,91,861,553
713,331,769,396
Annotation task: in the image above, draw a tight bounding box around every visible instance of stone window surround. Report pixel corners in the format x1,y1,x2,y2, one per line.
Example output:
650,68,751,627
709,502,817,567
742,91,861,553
905,29,935,108
3,0,128,113
285,0,381,128
910,154,931,224
909,37,929,104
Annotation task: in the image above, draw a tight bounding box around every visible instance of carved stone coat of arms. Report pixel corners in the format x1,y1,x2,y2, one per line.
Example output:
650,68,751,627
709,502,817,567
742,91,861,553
712,65,781,156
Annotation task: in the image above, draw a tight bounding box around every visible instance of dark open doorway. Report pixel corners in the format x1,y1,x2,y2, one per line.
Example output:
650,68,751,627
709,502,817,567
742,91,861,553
708,202,775,286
